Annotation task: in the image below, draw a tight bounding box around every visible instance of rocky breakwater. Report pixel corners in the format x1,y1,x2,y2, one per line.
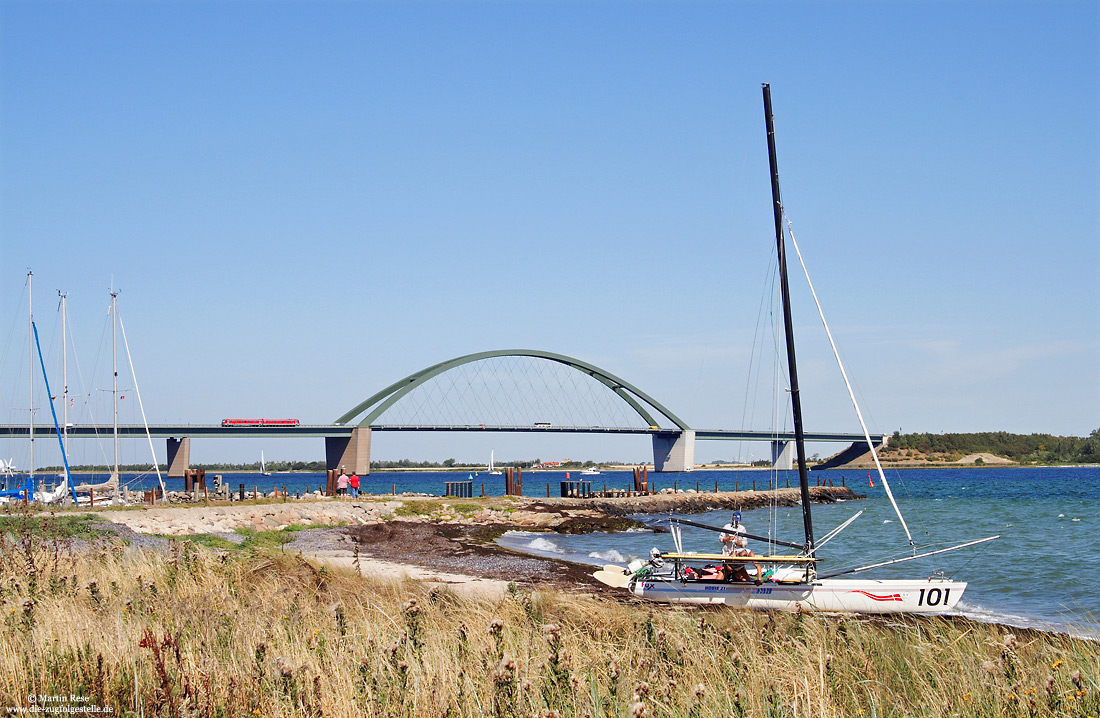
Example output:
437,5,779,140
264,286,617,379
100,499,404,536
541,485,863,518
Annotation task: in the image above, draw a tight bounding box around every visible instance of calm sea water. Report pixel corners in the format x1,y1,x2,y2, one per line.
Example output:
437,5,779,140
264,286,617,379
25,466,1098,634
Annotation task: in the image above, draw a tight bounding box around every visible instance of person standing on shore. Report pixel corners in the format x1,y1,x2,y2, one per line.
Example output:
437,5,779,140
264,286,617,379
337,468,349,498
349,472,360,498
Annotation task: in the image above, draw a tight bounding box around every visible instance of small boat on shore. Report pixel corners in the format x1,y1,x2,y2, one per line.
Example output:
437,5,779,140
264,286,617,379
594,85,997,614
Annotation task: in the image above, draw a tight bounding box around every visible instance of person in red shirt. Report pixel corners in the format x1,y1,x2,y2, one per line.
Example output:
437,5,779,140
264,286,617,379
349,472,360,498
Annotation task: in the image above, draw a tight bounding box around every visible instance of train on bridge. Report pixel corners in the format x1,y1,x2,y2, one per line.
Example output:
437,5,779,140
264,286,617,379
220,419,300,427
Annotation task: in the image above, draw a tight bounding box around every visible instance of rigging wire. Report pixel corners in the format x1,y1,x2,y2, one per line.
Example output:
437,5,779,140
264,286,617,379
785,218,915,549
738,253,779,464
117,310,167,502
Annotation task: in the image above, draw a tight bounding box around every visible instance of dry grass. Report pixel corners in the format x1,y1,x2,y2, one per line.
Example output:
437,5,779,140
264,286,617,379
0,505,1097,717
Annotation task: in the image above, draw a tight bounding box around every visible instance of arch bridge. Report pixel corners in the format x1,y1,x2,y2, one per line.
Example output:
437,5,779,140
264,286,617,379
323,349,880,474
2,350,883,475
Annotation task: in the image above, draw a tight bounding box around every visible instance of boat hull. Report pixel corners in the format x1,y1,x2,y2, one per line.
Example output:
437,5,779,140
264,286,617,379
632,577,966,614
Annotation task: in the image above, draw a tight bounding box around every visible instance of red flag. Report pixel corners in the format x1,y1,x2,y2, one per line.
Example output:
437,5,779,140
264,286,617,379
868,471,874,488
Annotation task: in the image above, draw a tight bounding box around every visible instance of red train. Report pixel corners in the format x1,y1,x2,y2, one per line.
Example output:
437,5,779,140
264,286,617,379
221,419,300,427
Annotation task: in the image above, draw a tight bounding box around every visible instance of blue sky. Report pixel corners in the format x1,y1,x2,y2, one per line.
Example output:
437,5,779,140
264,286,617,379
2,1,1097,467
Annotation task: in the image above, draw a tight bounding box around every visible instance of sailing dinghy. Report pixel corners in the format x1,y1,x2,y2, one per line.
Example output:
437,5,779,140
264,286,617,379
594,85,998,614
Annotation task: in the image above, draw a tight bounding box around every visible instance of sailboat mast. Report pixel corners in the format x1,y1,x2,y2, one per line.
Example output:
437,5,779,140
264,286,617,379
60,291,68,454
27,272,35,489
762,83,815,553
111,289,120,504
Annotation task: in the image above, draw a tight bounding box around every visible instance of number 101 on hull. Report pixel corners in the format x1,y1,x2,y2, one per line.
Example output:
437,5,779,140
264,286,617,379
632,578,967,614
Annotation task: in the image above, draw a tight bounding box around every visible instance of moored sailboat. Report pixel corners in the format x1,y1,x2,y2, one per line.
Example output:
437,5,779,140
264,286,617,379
593,85,997,614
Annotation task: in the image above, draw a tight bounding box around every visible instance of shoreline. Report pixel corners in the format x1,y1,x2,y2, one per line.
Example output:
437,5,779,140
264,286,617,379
63,487,860,599
8,489,1093,642
33,462,1099,477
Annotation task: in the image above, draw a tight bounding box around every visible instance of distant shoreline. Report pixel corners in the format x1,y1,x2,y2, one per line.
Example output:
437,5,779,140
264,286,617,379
32,461,1100,476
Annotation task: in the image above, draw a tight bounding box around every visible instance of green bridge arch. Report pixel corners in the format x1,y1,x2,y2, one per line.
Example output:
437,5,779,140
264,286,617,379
335,349,691,431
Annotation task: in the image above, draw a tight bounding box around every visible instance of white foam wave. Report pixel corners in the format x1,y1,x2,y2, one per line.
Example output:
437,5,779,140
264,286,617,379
953,600,1095,639
589,549,629,563
525,537,566,554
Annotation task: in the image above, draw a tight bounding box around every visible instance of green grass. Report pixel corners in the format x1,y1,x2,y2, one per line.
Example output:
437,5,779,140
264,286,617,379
165,524,311,552
0,511,113,541
233,524,308,549
394,500,437,517
171,533,241,550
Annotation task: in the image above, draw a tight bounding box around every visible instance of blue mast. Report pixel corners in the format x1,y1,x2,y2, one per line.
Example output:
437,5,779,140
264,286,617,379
32,321,79,504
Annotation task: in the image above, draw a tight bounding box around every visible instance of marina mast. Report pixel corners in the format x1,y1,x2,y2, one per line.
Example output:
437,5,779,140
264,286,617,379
762,83,815,554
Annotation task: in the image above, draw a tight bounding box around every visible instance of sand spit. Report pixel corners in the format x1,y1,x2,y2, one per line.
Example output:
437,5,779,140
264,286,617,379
100,499,404,536
75,487,859,597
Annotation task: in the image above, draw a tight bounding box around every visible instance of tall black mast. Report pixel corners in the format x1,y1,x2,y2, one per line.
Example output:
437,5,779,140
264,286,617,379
762,83,815,554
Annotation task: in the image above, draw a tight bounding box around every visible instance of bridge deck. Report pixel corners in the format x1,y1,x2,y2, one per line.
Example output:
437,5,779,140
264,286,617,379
0,424,883,442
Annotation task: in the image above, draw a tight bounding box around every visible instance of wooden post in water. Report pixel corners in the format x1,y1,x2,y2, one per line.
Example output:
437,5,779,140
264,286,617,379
715,480,719,493
254,486,258,501
89,489,94,507
481,483,485,497
546,483,550,498
752,479,756,491
239,483,244,501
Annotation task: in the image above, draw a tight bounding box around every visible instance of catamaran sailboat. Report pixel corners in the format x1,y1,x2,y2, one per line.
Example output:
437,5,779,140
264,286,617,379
488,450,502,476
260,451,271,476
594,85,997,614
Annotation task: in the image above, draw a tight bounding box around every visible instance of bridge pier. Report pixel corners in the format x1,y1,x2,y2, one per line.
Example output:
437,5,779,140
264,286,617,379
770,440,794,470
326,427,371,475
166,437,191,478
652,430,695,472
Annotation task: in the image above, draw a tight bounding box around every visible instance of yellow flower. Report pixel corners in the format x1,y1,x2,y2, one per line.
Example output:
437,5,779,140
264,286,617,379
1052,660,1063,669
1008,694,1017,701
963,692,972,702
